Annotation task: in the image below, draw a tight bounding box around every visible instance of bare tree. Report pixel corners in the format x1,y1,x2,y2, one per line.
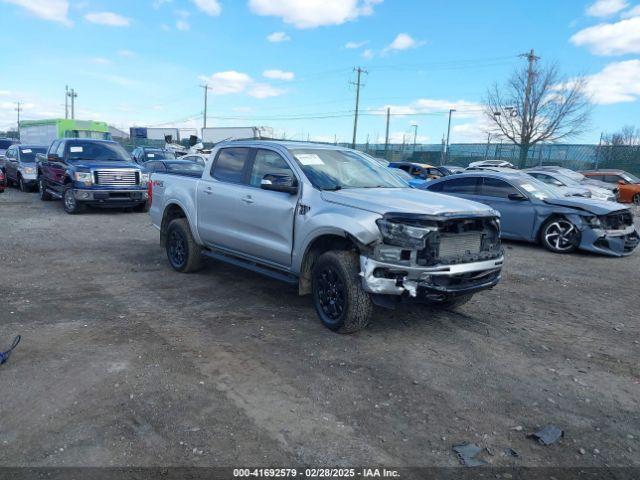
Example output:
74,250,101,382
603,125,640,146
485,60,592,167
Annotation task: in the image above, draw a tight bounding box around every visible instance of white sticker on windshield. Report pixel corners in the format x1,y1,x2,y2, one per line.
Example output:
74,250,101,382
521,183,535,192
21,149,32,154
296,154,324,166
147,153,155,158
70,146,83,153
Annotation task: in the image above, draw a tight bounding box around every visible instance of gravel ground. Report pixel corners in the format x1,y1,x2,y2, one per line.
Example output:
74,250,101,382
0,187,639,468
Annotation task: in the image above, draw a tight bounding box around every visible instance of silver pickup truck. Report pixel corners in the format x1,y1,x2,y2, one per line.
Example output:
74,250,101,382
149,140,504,333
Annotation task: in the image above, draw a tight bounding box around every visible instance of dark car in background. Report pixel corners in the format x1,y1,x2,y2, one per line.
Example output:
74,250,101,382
131,147,176,165
0,138,19,172
142,159,204,176
424,171,638,256
3,144,47,191
37,139,149,214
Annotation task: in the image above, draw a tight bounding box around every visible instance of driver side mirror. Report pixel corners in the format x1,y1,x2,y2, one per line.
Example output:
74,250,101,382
508,192,528,201
261,173,298,194
47,153,60,162
618,179,627,185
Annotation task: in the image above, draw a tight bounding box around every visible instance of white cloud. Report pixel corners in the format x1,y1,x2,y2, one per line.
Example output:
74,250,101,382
362,48,374,59
191,0,221,16
262,69,295,80
384,33,424,52
248,83,286,99
570,17,640,55
199,70,287,99
153,0,173,8
621,4,640,17
584,60,640,104
371,99,483,118
585,0,628,16
248,0,382,29
2,0,72,25
176,19,190,30
266,31,290,42
85,11,131,27
200,71,253,94
118,49,136,58
90,57,111,65
0,90,10,96
345,40,368,49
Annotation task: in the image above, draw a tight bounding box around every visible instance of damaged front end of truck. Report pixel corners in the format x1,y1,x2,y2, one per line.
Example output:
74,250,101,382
359,212,504,303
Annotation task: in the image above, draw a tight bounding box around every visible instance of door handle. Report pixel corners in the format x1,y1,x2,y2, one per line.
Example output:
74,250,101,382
241,195,254,204
203,187,213,195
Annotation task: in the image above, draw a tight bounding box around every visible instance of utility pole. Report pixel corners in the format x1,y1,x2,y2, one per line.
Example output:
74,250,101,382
69,88,78,119
384,107,390,158
445,108,456,162
201,84,211,130
518,49,540,167
350,67,367,149
65,85,69,119
15,102,22,138
411,124,418,155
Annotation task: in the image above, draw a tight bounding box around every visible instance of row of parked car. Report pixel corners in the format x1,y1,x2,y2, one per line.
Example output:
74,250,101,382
1,137,639,332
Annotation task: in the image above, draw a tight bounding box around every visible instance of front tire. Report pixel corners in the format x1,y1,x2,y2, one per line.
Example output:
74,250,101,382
18,176,27,192
166,218,204,273
541,217,580,254
63,185,85,214
312,250,373,333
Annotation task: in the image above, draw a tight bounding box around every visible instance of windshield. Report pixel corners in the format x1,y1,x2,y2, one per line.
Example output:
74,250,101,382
621,172,640,183
166,162,203,173
289,148,407,190
515,177,562,200
389,168,413,181
553,168,586,182
19,147,46,162
67,141,130,162
144,150,175,161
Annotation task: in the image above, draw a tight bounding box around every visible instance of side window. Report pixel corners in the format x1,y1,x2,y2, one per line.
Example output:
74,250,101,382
590,174,604,181
604,175,622,183
481,178,519,198
249,149,294,187
440,177,480,194
211,148,251,184
6,147,15,159
56,141,66,158
49,141,59,156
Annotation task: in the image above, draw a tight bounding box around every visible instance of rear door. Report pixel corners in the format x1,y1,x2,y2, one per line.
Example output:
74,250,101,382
5,146,17,180
476,177,536,240
197,147,298,268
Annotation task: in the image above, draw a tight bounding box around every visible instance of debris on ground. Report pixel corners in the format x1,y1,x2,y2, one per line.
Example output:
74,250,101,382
527,425,564,445
504,447,519,458
452,441,487,467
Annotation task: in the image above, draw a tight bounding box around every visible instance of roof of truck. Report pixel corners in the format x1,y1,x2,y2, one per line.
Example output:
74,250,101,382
217,139,354,150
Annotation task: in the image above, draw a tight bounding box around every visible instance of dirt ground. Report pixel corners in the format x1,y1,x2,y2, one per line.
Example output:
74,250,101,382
0,187,639,468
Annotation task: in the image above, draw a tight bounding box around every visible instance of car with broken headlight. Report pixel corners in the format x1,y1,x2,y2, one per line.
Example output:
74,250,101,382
149,140,504,333
524,168,616,201
424,171,639,256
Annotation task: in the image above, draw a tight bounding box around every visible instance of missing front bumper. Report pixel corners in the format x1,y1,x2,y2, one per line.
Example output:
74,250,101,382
359,255,504,298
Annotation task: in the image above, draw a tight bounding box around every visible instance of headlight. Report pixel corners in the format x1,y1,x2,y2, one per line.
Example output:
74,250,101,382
74,171,93,184
139,173,150,185
21,166,36,175
376,218,437,248
583,216,602,228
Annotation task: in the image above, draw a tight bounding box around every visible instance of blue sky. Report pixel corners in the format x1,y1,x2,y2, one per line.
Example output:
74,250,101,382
1,0,639,144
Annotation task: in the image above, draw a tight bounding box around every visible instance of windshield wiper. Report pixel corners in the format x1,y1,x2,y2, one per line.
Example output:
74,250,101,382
322,185,342,191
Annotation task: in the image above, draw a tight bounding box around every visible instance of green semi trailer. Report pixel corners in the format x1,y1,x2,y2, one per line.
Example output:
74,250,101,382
19,119,111,145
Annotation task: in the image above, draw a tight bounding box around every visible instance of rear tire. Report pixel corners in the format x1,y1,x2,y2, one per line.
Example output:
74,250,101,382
540,217,580,254
38,177,53,201
166,218,204,273
312,250,373,333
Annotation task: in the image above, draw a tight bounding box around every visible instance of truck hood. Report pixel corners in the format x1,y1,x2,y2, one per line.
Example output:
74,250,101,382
72,161,140,170
543,197,626,215
321,187,497,217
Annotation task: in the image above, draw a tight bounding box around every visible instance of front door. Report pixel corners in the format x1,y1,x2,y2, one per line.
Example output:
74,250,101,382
476,177,535,240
